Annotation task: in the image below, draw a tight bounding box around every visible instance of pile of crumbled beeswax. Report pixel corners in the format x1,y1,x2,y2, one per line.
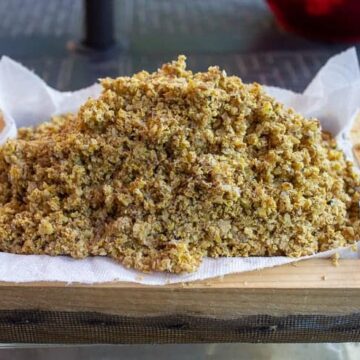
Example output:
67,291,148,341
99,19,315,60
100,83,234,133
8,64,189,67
0,56,359,273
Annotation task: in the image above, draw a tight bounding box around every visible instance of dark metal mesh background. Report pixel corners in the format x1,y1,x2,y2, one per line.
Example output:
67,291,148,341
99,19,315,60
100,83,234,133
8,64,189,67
0,0,356,92
1,311,360,344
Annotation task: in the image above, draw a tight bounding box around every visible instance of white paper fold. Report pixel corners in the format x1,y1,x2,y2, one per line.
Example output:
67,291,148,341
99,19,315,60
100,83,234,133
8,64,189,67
0,49,359,284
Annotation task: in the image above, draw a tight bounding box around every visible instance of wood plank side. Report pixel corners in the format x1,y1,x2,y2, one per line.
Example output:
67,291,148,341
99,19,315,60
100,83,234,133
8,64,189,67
0,259,359,318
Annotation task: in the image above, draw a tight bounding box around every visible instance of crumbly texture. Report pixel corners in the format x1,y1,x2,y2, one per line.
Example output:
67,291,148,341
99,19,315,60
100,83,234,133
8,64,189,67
0,112,5,132
351,112,360,166
0,56,359,273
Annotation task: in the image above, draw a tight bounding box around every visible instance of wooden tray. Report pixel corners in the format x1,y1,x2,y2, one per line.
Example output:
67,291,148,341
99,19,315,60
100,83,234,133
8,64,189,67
1,258,360,344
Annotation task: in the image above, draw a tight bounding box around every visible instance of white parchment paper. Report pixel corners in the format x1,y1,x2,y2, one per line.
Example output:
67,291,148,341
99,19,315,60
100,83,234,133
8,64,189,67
0,48,359,284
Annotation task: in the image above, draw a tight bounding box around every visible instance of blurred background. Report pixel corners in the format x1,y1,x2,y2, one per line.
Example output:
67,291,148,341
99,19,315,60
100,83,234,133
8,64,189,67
1,0,359,92
1,0,360,358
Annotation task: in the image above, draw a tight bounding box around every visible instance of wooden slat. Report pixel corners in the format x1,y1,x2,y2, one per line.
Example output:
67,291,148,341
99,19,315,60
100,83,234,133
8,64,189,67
0,259,360,318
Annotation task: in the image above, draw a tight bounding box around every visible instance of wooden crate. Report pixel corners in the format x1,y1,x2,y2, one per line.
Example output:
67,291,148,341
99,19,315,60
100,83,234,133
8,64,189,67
1,258,360,343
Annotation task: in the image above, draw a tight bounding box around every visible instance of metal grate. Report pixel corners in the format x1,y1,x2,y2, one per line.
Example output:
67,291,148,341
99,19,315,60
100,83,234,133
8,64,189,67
1,310,360,343
0,0,82,38
0,0,356,92
18,50,331,92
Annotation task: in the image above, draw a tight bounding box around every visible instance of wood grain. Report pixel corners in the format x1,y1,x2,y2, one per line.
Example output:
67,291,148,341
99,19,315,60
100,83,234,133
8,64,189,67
1,259,360,318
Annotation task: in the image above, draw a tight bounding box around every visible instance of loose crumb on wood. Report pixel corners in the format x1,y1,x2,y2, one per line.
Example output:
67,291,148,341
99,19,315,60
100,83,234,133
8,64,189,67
331,253,340,267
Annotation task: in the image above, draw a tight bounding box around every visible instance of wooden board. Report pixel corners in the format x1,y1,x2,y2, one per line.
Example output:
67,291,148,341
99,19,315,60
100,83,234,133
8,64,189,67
1,258,360,317
1,258,360,343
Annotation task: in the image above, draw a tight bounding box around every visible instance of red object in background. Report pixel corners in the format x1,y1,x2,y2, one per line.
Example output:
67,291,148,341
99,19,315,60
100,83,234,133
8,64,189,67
267,0,360,41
